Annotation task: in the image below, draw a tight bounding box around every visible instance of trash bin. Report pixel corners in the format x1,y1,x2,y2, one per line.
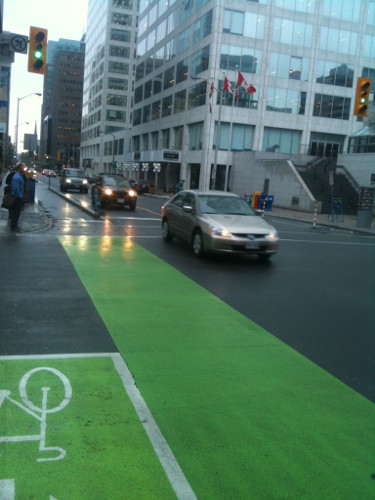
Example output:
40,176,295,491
28,178,36,204
252,191,260,209
265,195,274,211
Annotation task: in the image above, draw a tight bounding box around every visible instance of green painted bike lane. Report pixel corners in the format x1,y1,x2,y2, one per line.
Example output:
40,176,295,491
59,236,374,499
1,235,373,499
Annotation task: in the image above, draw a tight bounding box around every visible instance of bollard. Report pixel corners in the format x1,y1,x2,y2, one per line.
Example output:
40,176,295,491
261,197,266,217
94,189,98,211
313,205,317,228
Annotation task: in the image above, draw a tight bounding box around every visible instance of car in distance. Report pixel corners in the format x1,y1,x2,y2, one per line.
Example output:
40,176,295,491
161,190,279,259
60,168,89,193
129,179,150,194
91,174,137,210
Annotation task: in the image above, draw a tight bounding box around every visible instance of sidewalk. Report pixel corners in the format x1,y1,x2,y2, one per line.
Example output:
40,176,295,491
1,185,374,236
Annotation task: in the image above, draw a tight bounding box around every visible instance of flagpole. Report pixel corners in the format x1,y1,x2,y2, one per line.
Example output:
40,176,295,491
212,80,223,190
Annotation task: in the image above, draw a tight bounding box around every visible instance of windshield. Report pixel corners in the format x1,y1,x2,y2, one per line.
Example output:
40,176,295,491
66,169,85,178
198,195,256,215
103,176,130,188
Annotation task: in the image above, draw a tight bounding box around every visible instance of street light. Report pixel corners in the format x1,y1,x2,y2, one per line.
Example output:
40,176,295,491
15,93,42,162
153,162,161,189
141,162,149,180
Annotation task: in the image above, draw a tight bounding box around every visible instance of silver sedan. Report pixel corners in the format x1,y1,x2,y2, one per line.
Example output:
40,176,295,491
161,190,279,259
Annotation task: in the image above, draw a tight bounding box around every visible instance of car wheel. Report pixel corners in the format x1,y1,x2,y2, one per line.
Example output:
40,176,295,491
192,229,204,257
162,218,173,242
129,202,136,211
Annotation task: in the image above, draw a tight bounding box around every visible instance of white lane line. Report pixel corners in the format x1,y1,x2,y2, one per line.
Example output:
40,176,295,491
0,353,197,500
281,238,375,246
112,353,197,500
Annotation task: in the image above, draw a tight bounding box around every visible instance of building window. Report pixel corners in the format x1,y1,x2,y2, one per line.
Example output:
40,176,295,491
112,0,133,8
174,90,186,113
142,105,150,123
221,45,261,75
231,124,254,151
107,94,127,107
164,66,175,90
276,0,315,13
313,94,350,120
111,28,131,42
162,129,170,148
133,109,141,126
152,100,161,120
176,58,189,84
106,109,126,122
151,131,158,149
213,122,230,150
108,77,128,91
188,82,206,109
112,13,132,26
322,0,361,22
108,61,129,74
153,74,163,95
266,88,306,114
224,10,264,39
269,53,309,81
188,122,203,150
315,61,354,87
193,9,213,43
190,46,210,76
162,96,173,117
110,46,130,58
263,127,301,154
273,18,313,48
173,126,184,149
319,27,357,55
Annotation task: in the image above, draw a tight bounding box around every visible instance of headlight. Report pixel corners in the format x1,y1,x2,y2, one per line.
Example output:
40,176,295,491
128,189,136,197
208,225,231,238
105,188,113,196
83,179,88,184
66,179,72,183
267,232,278,240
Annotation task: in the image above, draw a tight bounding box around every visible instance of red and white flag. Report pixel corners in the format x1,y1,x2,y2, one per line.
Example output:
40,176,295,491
208,81,214,113
223,76,240,99
237,71,256,94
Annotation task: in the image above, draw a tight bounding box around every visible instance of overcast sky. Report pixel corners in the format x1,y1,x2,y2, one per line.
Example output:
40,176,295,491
3,0,88,151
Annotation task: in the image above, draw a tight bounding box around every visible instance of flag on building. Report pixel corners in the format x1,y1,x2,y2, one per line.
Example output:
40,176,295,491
237,71,256,94
223,76,240,99
208,81,214,113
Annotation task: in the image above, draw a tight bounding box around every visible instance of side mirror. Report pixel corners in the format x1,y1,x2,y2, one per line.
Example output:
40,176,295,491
182,205,194,214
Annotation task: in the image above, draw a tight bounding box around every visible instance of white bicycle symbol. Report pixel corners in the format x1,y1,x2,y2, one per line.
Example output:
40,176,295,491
0,367,72,462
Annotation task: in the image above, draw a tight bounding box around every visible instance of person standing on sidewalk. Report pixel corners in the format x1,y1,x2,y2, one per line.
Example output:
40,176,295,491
9,164,25,232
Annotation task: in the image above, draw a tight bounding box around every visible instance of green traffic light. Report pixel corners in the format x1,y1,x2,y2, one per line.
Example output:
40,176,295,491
34,50,43,59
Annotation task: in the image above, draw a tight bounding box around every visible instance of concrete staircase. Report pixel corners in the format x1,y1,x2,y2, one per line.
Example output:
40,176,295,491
298,158,359,214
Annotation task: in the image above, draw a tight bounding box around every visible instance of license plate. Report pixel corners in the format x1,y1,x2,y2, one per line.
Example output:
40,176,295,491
245,240,259,249
117,199,125,204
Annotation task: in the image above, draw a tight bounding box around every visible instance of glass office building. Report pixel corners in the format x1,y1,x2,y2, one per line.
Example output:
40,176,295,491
129,0,375,191
80,0,138,173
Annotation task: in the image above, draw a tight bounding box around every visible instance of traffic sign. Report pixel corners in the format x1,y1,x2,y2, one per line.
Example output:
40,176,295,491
9,33,28,54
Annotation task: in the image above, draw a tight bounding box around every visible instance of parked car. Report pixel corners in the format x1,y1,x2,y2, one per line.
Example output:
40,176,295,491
46,170,57,177
129,179,150,194
161,190,279,259
91,174,137,210
60,168,88,193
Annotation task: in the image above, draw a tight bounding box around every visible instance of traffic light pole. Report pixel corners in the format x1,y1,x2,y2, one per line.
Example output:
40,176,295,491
15,93,41,163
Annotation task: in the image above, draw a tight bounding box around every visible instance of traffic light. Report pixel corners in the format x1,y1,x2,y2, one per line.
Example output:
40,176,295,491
353,77,371,117
28,26,48,75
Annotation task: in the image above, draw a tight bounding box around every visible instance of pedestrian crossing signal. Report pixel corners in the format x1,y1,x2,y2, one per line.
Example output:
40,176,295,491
28,27,48,75
353,77,371,117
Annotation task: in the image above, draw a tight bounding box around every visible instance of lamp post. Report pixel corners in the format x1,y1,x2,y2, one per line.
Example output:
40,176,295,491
142,162,149,180
133,162,139,179
153,162,161,190
15,93,42,162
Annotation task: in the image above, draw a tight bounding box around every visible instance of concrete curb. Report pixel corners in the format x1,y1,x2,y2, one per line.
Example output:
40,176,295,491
48,187,101,218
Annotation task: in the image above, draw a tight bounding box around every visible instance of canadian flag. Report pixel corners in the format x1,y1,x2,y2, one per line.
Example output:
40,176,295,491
237,71,256,94
223,76,240,99
208,81,214,113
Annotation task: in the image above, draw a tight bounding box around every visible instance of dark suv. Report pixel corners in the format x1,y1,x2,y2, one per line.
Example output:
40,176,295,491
60,168,89,193
91,174,137,210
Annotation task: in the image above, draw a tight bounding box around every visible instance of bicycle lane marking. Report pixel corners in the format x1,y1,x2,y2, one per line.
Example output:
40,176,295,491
0,353,193,500
59,235,375,499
